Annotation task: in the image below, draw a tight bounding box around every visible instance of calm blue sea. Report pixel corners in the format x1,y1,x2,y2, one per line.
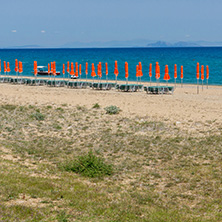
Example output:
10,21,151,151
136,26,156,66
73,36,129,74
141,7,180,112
0,47,222,85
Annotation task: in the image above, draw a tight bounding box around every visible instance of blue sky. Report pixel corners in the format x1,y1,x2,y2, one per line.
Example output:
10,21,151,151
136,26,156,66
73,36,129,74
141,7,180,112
0,0,221,47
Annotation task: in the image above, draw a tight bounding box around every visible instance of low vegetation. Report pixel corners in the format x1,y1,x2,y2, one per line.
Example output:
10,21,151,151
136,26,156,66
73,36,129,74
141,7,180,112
0,103,221,221
104,105,121,114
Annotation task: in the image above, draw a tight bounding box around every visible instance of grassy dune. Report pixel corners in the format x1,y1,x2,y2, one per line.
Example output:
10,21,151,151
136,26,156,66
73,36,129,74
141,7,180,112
0,104,222,221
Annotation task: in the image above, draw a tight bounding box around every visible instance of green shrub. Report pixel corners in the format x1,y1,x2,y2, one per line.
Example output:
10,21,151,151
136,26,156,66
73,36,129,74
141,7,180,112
30,111,45,121
92,103,100,109
63,151,113,178
105,105,120,115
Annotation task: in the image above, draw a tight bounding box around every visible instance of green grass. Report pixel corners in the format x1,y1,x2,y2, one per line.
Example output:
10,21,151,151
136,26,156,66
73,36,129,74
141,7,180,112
63,150,113,178
0,104,221,221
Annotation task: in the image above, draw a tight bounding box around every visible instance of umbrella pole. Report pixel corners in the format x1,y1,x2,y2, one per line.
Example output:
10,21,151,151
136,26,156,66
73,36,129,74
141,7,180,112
175,78,176,88
207,79,208,89
115,75,117,85
202,80,203,91
150,76,151,86
197,79,199,94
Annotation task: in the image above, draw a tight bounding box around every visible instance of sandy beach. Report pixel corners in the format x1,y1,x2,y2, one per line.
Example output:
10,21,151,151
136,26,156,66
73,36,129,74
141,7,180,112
0,82,221,132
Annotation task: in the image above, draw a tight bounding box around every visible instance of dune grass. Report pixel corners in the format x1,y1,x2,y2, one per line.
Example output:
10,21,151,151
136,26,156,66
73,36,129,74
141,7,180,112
0,103,222,221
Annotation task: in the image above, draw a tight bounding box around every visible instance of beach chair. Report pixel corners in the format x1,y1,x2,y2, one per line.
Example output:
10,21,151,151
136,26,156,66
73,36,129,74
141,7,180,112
92,82,114,90
116,84,143,92
144,86,174,94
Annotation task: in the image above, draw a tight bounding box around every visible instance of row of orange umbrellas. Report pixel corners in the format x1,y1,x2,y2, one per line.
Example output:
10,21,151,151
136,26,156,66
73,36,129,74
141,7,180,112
0,60,23,74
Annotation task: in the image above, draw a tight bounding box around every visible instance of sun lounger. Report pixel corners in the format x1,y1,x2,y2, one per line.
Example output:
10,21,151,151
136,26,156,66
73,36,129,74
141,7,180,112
67,81,92,89
47,80,67,87
144,86,174,94
116,84,143,92
0,77,12,83
92,82,115,90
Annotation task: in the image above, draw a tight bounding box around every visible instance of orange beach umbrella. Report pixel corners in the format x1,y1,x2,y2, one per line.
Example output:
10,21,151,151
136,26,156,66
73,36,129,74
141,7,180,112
136,65,139,77
206,65,209,80
62,64,65,75
34,61,37,76
174,64,177,79
75,62,78,77
196,63,200,79
67,61,70,74
105,63,108,75
164,65,170,81
138,62,143,77
201,65,204,80
53,62,56,76
149,63,152,77
48,63,50,74
98,62,102,78
15,59,18,72
155,62,160,80
180,66,183,79
70,62,74,75
85,62,88,75
4,61,6,73
114,61,119,76
91,63,96,77
125,62,128,79
7,62,11,73
19,61,23,73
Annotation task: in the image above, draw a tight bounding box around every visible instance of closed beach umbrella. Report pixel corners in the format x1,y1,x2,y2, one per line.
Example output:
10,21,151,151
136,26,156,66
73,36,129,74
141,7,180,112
70,62,74,76
164,65,170,85
138,62,143,85
206,65,209,89
174,64,177,86
91,63,96,84
149,63,152,85
15,59,18,74
4,61,6,75
125,62,128,84
48,63,50,75
114,61,119,84
196,63,200,94
85,62,88,80
201,65,204,90
7,62,11,74
67,61,70,74
34,61,37,77
19,61,23,74
62,64,65,81
98,62,102,81
75,62,78,78
155,62,160,81
180,65,183,87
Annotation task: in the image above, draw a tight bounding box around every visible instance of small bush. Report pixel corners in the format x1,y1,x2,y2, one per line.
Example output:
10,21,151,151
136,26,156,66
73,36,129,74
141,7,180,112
92,103,100,109
30,112,45,121
105,105,120,115
63,151,113,178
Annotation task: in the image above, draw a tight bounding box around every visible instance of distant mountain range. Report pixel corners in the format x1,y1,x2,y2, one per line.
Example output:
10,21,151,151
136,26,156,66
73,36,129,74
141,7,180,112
3,40,222,49
146,41,199,47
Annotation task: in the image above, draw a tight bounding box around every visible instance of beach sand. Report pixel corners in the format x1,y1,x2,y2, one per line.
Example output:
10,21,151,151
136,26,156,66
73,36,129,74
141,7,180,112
0,82,221,134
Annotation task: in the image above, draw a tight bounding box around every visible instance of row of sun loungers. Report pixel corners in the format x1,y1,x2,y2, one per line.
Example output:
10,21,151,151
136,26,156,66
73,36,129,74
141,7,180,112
0,77,174,94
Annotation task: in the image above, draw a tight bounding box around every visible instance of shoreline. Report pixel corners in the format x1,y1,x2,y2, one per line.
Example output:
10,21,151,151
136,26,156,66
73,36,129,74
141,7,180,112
2,74,222,89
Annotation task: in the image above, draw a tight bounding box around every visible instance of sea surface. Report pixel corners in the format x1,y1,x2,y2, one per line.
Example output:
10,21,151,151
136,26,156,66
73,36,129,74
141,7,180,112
0,47,222,85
